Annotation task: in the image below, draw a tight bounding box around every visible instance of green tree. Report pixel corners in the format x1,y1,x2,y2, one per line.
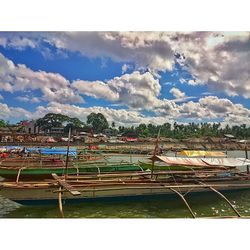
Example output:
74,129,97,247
36,113,70,131
136,123,149,138
64,117,85,133
0,119,7,128
87,113,109,133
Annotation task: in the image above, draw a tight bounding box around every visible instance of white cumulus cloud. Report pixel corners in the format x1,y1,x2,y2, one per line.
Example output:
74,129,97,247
0,53,83,104
170,87,185,99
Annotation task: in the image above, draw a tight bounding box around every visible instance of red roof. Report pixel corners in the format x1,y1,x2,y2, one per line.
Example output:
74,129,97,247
20,121,31,126
126,137,138,141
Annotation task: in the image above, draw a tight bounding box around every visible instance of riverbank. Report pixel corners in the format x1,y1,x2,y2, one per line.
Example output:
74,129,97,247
0,138,249,153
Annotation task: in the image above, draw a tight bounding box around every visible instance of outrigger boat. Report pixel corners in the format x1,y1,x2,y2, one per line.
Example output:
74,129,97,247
1,165,250,218
0,161,143,180
0,147,119,180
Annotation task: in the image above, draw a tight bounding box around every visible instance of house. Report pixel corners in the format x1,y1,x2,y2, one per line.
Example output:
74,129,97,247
48,127,64,135
103,128,118,137
121,132,138,142
18,120,39,134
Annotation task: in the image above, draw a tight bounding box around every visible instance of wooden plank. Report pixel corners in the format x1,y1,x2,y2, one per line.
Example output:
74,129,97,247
52,173,81,196
64,169,234,180
53,184,250,194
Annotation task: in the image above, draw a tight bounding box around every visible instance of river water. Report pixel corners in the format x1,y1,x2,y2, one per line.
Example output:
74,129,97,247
0,151,250,218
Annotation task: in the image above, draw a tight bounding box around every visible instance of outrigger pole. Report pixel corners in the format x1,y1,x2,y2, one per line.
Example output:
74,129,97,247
199,181,242,217
169,187,196,218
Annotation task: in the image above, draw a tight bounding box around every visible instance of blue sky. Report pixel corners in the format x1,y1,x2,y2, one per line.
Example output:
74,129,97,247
0,32,249,126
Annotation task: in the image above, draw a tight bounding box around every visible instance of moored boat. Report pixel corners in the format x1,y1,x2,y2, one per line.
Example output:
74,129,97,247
0,162,143,180
1,169,250,206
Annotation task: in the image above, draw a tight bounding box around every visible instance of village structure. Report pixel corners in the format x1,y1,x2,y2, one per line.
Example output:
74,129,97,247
0,119,248,151
0,119,138,144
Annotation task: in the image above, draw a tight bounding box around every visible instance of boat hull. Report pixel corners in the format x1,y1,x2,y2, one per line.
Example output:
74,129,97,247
1,181,250,205
138,161,202,171
0,164,143,180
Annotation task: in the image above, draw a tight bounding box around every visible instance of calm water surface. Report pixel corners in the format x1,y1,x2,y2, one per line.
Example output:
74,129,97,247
1,151,250,218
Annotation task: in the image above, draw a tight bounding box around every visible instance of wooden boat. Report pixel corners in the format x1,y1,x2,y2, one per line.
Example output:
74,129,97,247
0,155,104,167
1,169,250,209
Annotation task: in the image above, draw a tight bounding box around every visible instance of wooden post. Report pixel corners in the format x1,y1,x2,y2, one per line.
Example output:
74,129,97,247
65,127,71,180
58,187,64,218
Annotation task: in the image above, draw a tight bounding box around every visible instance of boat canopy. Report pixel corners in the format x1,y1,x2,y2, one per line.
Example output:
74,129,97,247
202,158,250,167
178,150,226,157
152,155,250,167
152,156,209,167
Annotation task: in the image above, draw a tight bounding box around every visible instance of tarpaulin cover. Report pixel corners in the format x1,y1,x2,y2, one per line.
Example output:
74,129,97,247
0,146,24,152
26,147,42,153
178,150,226,157
153,156,209,167
153,156,250,167
202,158,250,167
5,146,23,150
26,147,77,156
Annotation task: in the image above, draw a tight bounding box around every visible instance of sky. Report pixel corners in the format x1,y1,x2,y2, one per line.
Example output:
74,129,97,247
0,31,249,127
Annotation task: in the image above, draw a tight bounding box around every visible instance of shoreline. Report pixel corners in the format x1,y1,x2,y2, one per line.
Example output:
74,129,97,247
0,140,249,152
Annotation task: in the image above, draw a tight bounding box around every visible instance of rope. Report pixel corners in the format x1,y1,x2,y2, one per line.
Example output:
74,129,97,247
166,164,181,193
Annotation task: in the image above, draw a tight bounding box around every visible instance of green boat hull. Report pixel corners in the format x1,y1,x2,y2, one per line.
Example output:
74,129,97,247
138,161,202,171
0,163,143,180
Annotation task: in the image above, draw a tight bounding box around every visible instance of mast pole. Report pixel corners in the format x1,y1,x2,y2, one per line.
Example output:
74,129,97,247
65,127,71,180
151,128,161,179
245,140,249,174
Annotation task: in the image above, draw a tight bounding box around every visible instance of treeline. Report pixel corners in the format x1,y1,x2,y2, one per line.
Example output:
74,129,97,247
0,113,250,139
119,123,250,139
